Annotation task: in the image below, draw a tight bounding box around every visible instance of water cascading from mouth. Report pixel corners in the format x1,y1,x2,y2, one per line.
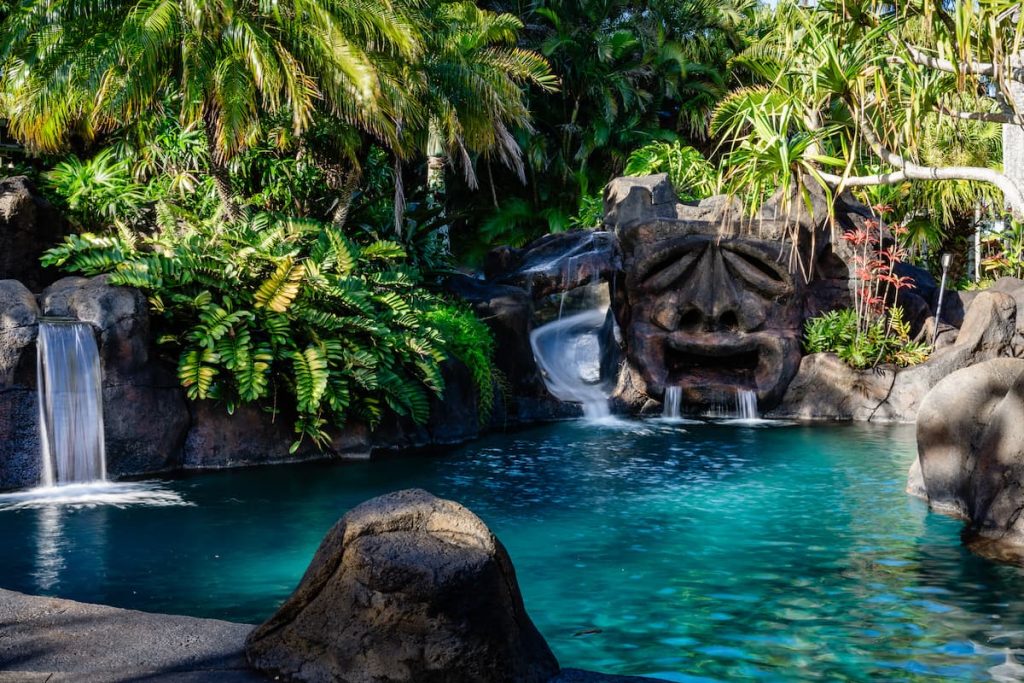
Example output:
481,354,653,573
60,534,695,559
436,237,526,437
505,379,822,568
735,389,759,420
663,386,682,419
530,309,611,420
36,320,106,487
704,388,760,421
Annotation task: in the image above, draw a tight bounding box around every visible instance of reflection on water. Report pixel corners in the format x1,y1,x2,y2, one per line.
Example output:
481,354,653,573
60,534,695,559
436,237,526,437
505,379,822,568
2,421,1024,681
34,506,63,590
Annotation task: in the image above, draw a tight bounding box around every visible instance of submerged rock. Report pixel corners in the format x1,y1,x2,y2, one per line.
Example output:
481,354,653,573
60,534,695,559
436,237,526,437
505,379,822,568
246,489,560,683
913,358,1024,561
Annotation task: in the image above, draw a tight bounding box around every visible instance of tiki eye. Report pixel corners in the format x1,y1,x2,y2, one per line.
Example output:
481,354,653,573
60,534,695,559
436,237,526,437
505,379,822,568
643,249,703,292
721,248,791,296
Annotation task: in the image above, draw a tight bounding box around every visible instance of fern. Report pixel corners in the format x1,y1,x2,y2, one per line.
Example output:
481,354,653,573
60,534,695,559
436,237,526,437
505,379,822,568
254,258,304,312
41,212,497,451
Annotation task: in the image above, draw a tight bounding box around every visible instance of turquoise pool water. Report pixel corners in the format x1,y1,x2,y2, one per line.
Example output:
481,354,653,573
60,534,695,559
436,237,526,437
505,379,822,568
3,420,1024,681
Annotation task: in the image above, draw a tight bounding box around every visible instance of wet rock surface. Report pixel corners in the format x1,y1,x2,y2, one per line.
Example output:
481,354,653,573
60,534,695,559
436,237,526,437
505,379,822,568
246,489,560,683
913,358,1024,562
485,231,621,300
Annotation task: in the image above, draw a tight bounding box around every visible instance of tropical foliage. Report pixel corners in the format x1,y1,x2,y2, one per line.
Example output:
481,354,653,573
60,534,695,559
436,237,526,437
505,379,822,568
41,214,495,450
804,210,930,369
804,306,929,369
711,0,1021,243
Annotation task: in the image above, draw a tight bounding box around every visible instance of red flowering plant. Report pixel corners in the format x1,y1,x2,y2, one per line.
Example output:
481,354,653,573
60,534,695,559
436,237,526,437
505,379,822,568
805,204,930,369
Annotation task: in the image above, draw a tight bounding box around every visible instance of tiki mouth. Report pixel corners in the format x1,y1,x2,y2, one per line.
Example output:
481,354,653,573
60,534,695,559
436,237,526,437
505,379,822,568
663,333,772,392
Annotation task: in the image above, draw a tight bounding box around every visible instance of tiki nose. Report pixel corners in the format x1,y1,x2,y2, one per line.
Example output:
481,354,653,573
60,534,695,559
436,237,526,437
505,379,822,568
682,247,743,332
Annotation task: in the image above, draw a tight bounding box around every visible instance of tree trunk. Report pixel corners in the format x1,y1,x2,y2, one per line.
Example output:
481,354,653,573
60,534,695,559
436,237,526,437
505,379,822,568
203,112,243,222
426,118,450,255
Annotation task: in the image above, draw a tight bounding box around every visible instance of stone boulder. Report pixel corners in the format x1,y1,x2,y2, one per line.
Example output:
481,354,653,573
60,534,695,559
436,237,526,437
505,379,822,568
0,280,42,490
913,358,1024,562
0,176,71,291
40,275,150,377
0,279,38,385
246,489,560,683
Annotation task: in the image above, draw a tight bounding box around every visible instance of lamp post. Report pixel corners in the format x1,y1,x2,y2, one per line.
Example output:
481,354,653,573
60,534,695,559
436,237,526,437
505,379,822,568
932,252,953,347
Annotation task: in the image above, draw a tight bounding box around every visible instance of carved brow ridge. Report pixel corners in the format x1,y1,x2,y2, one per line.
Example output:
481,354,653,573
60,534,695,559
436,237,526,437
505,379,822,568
636,235,793,295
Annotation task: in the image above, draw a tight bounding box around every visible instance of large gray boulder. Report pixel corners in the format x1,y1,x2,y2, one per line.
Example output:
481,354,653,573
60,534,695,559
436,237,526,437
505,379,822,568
913,358,1024,562
0,176,70,291
246,489,560,683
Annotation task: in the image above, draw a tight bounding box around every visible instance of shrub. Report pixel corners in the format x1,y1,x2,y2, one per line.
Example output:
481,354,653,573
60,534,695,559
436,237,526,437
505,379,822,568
803,306,930,369
424,304,498,424
624,141,719,202
42,214,495,451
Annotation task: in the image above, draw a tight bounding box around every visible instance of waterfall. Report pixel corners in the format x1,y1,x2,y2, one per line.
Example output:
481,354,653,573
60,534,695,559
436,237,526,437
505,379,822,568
36,320,106,487
704,388,761,421
530,309,610,419
736,389,759,420
663,386,682,419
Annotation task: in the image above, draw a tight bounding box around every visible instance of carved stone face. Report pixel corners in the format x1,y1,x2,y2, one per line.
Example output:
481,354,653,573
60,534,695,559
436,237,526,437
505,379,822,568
619,226,805,410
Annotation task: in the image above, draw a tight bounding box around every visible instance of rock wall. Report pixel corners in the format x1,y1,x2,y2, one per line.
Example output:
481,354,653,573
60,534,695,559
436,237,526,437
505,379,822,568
772,284,1024,422
0,271,576,490
0,176,71,292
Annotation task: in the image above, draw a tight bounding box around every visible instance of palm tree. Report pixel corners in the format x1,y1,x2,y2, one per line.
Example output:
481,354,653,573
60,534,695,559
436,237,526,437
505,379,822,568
412,1,557,251
0,0,421,219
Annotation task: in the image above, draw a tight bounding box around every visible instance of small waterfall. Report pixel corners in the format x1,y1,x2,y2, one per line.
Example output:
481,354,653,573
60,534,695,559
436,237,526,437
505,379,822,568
663,386,682,419
36,320,106,487
530,309,610,419
736,389,759,420
704,388,761,421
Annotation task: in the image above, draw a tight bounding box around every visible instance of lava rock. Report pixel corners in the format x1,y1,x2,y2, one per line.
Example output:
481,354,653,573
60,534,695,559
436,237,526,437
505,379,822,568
0,280,41,490
914,358,1024,562
246,489,560,683
40,275,150,377
0,176,71,291
36,275,191,479
774,289,1021,422
372,358,485,451
183,400,370,469
484,231,621,300
0,279,39,386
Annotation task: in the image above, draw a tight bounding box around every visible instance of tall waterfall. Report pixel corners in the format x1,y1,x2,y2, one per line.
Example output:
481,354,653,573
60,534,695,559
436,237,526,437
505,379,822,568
36,320,106,486
530,309,611,420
